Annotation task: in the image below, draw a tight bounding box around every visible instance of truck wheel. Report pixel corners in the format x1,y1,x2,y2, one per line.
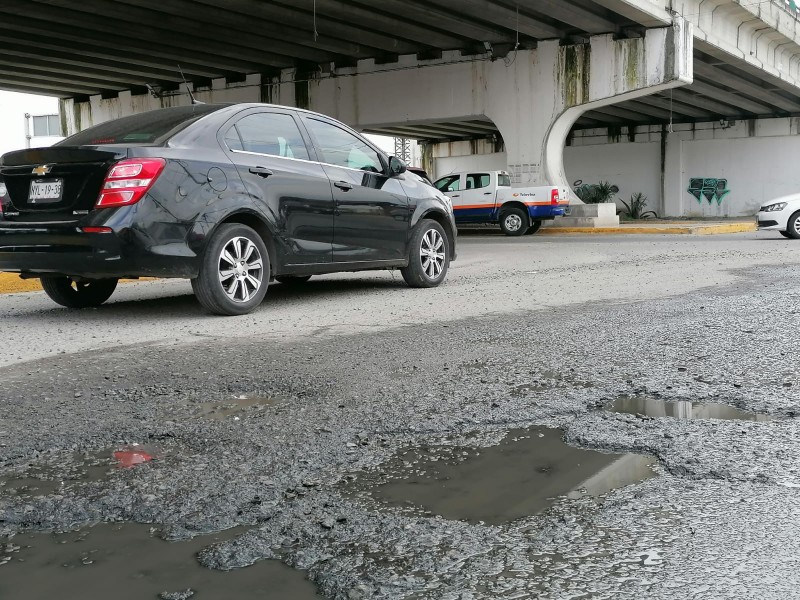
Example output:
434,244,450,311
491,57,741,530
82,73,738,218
191,223,269,316
525,220,543,235
40,276,118,308
499,207,528,236
400,219,450,288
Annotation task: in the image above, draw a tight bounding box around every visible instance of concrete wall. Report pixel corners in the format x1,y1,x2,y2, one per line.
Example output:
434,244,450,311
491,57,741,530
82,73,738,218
434,153,507,180
569,117,800,217
564,142,661,213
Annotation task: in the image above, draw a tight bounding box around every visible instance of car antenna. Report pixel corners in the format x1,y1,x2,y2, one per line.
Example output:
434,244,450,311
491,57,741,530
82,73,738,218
178,64,203,105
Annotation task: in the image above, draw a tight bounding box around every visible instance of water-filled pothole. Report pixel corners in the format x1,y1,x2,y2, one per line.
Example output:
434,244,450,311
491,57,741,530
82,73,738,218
197,395,277,420
0,445,159,499
0,523,321,599
351,427,656,524
608,397,773,421
0,452,115,498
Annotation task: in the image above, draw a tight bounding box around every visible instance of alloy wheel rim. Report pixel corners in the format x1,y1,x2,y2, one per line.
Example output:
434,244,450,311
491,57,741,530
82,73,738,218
218,236,264,303
795,217,800,236
505,214,523,232
420,229,445,280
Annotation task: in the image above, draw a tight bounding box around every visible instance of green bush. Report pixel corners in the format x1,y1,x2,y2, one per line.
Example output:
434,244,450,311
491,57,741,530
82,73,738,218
620,192,658,219
573,180,619,204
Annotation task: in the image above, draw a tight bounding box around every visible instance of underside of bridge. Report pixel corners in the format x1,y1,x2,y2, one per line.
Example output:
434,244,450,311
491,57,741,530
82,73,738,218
3,0,800,143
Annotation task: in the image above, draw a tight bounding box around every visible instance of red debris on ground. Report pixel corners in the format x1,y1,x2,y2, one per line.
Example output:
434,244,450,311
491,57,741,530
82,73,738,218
113,447,154,467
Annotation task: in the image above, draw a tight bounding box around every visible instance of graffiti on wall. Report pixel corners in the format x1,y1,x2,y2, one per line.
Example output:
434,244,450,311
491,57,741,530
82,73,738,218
688,178,730,205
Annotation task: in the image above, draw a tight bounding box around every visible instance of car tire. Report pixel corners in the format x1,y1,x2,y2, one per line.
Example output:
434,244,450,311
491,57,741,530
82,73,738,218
40,276,118,308
499,207,528,236
525,220,543,235
191,223,270,316
400,219,450,288
275,275,312,285
780,231,792,238
786,211,800,239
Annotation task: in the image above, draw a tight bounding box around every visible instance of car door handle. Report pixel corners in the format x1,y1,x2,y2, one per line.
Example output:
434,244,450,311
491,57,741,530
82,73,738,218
484,192,492,195
249,166,273,178
451,194,460,198
334,181,353,191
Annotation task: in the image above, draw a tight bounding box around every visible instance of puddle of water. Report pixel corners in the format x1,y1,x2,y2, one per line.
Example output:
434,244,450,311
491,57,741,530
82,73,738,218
1,445,161,499
198,395,276,420
609,397,773,422
0,452,115,498
0,523,321,599
360,427,655,525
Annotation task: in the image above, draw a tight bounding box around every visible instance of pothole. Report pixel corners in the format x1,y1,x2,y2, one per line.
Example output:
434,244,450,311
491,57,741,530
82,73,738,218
197,395,277,420
0,523,321,599
608,397,773,421
0,445,160,499
348,426,656,524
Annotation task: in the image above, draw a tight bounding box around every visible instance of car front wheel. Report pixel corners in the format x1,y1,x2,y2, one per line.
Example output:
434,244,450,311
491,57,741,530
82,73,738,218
786,211,800,239
40,276,118,308
400,219,450,288
499,207,528,236
191,223,270,316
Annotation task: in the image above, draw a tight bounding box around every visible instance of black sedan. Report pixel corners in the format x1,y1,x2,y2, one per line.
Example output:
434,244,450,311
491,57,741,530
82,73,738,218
0,104,456,315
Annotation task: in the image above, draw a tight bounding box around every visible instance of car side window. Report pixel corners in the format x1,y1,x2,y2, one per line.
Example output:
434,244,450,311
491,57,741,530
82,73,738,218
229,113,310,160
435,175,460,193
304,118,383,172
466,173,490,190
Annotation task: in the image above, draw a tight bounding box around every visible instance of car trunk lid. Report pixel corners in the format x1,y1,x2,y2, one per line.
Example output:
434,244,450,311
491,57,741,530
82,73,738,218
0,147,124,221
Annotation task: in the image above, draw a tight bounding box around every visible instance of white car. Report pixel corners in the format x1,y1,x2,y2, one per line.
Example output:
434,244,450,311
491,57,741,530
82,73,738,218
757,195,800,238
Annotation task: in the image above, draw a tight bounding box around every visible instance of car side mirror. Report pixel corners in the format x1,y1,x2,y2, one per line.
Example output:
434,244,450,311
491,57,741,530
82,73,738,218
388,156,407,177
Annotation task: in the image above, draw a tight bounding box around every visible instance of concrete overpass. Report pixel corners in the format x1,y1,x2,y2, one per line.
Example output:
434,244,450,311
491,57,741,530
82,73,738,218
3,0,800,219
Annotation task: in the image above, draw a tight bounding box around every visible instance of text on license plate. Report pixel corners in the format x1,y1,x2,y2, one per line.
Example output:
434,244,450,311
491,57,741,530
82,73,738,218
29,179,63,203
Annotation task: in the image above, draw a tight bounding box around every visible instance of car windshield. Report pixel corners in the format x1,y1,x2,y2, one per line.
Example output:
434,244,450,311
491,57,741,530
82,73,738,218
58,105,227,146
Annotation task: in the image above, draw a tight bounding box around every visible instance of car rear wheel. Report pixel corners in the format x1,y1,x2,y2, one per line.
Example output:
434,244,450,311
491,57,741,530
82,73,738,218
786,211,800,239
525,220,543,235
780,231,792,238
40,276,118,308
275,275,312,285
400,219,450,288
191,223,269,316
499,207,528,236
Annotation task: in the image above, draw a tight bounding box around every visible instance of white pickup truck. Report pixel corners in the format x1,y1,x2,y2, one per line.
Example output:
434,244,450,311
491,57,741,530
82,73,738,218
432,170,569,236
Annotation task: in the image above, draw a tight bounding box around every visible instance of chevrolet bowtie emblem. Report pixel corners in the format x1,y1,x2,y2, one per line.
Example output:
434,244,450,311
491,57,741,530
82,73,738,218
31,164,52,176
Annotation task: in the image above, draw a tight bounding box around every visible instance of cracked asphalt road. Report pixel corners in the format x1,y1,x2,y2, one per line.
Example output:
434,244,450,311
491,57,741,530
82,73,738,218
1,231,799,599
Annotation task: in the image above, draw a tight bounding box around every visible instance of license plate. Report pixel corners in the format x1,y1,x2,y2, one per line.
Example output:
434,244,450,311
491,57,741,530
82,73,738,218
29,179,63,204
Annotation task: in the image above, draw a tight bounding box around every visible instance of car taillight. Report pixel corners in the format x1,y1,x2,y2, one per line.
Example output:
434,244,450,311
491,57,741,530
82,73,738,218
551,188,560,205
96,158,166,208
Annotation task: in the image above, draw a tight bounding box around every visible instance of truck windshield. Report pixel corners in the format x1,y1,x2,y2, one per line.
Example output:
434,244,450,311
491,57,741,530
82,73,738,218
498,173,511,187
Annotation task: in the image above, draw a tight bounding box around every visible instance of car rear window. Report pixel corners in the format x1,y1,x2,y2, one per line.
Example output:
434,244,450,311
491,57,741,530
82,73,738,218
58,105,227,147
498,173,511,187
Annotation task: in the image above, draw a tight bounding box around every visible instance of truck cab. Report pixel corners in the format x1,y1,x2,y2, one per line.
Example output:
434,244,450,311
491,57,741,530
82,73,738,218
433,170,569,236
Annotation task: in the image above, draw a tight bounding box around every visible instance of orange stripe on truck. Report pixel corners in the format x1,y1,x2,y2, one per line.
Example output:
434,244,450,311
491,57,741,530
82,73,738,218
453,201,560,209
